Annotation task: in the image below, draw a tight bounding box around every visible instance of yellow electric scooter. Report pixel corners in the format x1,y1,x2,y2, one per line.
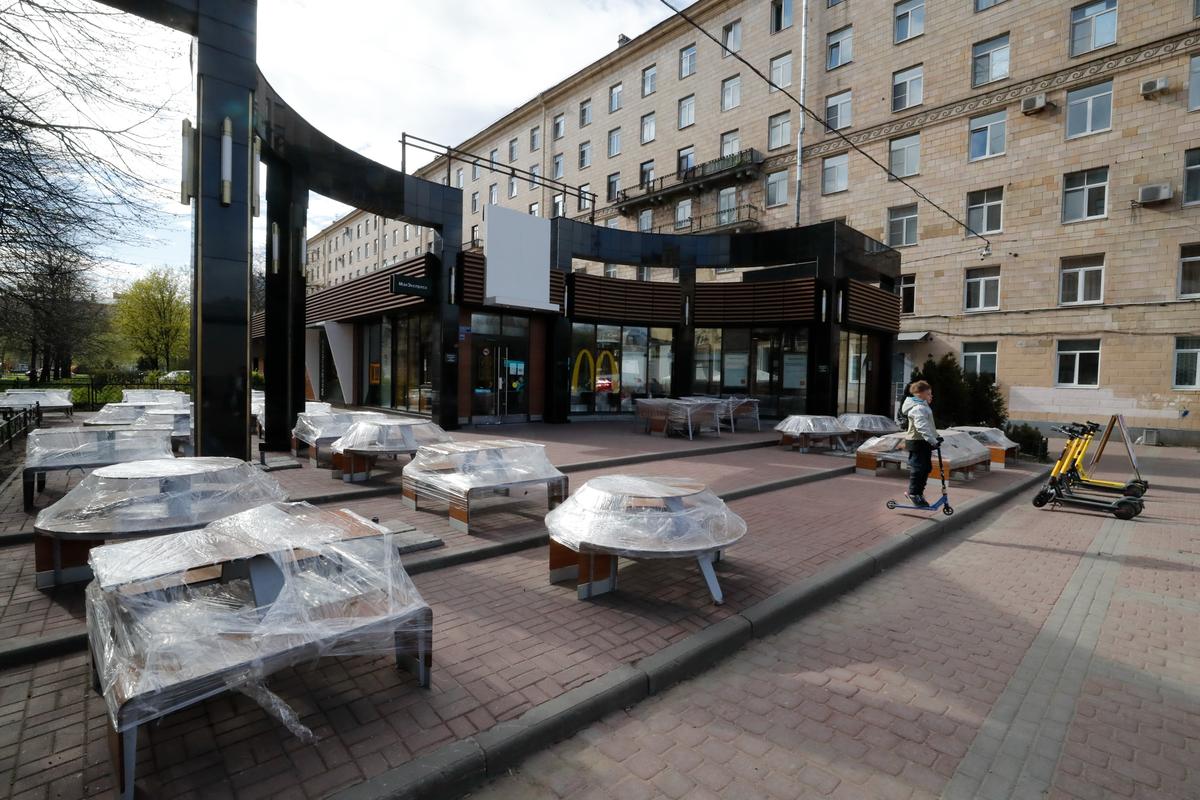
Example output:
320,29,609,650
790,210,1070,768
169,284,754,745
1065,422,1148,498
1031,425,1143,519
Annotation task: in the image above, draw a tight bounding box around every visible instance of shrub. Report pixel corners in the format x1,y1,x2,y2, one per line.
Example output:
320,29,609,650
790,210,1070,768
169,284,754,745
908,355,1008,428
1006,423,1049,462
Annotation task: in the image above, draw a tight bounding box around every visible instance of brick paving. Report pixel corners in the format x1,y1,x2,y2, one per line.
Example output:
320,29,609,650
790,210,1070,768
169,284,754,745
0,414,1039,799
468,447,1200,800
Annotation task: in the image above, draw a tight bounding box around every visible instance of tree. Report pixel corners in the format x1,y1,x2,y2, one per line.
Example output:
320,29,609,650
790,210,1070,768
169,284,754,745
907,354,1008,428
112,268,189,371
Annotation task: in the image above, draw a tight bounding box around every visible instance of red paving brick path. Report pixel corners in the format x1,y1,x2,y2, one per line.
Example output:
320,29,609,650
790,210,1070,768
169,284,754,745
469,447,1200,800
0,415,1041,799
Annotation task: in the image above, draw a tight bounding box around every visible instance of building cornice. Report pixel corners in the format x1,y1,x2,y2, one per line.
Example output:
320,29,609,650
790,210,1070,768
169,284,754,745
803,29,1200,161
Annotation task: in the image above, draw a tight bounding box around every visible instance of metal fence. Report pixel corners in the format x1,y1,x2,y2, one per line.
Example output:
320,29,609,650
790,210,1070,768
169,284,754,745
0,378,191,411
0,406,40,449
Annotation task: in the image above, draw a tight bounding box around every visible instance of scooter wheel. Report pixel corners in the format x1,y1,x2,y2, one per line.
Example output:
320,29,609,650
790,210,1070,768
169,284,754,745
942,505,954,516
1031,490,1050,508
1113,502,1138,521
1123,483,1145,498
886,500,897,510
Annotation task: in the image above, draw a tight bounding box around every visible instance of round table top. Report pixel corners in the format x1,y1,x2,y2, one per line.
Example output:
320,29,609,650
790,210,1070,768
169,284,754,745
92,457,242,480
582,475,706,500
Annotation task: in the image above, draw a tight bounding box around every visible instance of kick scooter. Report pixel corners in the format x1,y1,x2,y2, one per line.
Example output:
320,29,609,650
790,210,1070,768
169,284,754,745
886,444,954,516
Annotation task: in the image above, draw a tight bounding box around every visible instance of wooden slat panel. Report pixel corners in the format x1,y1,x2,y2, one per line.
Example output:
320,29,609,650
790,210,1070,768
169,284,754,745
250,311,265,340
846,279,901,333
459,254,566,314
693,278,816,326
570,273,681,324
305,255,432,324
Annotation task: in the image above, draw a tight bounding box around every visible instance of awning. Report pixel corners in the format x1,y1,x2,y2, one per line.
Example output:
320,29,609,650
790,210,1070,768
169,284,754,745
896,331,931,342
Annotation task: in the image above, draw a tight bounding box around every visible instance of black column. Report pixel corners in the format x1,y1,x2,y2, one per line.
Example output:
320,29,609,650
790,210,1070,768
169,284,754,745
262,159,307,451
672,267,696,398
544,276,572,423
192,5,256,459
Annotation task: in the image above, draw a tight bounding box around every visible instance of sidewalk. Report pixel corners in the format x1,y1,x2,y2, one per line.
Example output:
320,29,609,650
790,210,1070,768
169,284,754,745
467,446,1200,800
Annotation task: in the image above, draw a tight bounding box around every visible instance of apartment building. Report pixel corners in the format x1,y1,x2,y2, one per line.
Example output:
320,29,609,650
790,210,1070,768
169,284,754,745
305,215,431,291
305,0,1200,436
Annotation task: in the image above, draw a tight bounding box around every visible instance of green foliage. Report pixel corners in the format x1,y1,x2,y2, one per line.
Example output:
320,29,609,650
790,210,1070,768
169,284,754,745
1006,423,1049,462
250,370,265,389
908,354,1008,428
112,268,190,371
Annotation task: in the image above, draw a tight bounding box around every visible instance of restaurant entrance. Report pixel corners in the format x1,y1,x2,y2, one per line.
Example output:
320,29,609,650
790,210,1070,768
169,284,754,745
470,313,529,424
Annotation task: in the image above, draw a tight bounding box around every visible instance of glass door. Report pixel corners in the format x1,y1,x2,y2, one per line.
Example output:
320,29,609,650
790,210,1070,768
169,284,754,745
470,313,530,424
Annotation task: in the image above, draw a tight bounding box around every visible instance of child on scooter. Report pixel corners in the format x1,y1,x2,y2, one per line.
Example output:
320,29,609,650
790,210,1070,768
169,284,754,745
900,380,943,507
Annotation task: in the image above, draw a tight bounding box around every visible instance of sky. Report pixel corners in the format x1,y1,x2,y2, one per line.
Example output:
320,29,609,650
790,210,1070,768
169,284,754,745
83,0,691,290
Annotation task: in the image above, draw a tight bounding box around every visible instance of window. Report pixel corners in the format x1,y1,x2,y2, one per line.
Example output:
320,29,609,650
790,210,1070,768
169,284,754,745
900,274,915,314
604,263,618,279
1187,149,1200,204
552,194,565,218
827,27,853,69
678,95,695,129
963,342,998,379
678,146,695,173
455,168,464,188
721,130,740,156
770,0,792,33
1062,167,1108,222
822,154,848,194
530,126,541,151
894,0,924,43
972,34,1010,86
718,187,737,225
552,153,564,179
578,184,592,211
1182,244,1200,297
722,20,742,54
508,177,518,198
639,160,655,187
608,128,621,158
508,138,519,162
529,164,541,189
1057,339,1101,386
966,187,1003,234
489,148,499,167
607,172,620,202
969,111,1006,160
769,53,792,91
826,91,852,130
889,134,920,177
472,162,481,181
488,183,498,205
766,170,788,207
471,192,479,213
609,83,623,112
722,76,741,110
529,202,540,217
1070,0,1117,57
1066,81,1112,138
553,114,565,139
893,65,923,110
642,64,657,96
579,100,592,128
1060,255,1104,305
641,112,656,144
888,204,918,246
1175,337,1200,388
768,112,791,150
638,208,653,232
975,0,1006,9
579,141,592,169
964,266,1000,311
680,44,697,78
1191,56,1200,110
638,266,652,282
675,199,693,229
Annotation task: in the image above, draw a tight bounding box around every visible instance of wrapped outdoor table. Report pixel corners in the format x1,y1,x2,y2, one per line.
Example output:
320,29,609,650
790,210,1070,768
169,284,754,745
635,398,721,439
546,476,746,604
855,429,991,479
133,408,192,450
837,414,900,437
949,426,1020,469
84,402,173,427
680,396,762,433
86,501,432,800
33,457,288,587
0,389,74,415
22,426,174,512
330,419,452,482
254,400,331,436
402,439,568,533
121,389,189,406
775,415,853,451
291,410,385,468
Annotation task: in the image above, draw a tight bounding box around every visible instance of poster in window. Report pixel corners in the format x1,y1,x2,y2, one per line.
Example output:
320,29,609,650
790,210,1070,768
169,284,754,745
782,353,807,389
724,352,749,387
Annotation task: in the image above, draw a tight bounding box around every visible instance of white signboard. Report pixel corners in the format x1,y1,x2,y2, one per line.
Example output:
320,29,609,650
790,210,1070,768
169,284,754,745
483,204,558,312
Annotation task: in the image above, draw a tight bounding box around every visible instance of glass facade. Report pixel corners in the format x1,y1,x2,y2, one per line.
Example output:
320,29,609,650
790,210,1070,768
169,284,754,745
692,327,809,417
569,322,674,414
348,312,435,412
837,330,884,414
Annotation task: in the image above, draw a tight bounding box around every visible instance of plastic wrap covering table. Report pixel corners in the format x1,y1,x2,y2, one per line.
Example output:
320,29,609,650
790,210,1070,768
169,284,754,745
949,426,1020,469
635,398,722,439
84,402,174,427
855,430,991,479
775,415,853,452
837,414,900,436
546,476,746,605
22,426,174,512
291,410,385,468
0,389,74,415
121,389,189,406
330,419,452,482
133,408,192,450
33,458,288,588
402,440,568,534
254,400,331,436
681,396,762,433
86,501,432,800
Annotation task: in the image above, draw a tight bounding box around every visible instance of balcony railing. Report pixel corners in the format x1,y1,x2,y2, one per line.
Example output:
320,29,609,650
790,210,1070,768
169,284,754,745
614,148,765,211
651,204,761,235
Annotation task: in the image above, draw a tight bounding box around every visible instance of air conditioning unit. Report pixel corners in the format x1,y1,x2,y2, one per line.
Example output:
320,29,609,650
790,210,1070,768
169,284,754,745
1020,93,1048,115
1137,183,1173,205
1140,77,1169,98
1140,428,1160,446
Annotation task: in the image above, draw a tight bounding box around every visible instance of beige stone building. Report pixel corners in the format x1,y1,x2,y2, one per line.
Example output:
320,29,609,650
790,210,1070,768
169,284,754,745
307,0,1200,438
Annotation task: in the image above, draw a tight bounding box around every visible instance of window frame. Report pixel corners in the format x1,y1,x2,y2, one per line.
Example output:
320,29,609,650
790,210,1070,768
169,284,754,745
552,153,564,180
1174,336,1200,390
639,159,656,187
677,146,696,174
530,127,541,152
1191,56,1200,111
887,204,919,247
641,112,656,144
1186,148,1200,206
894,0,925,44
1070,0,1118,58
900,274,915,314
892,65,924,111
678,94,696,129
1179,244,1200,299
1058,255,1105,306
720,130,740,157
606,172,620,202
675,198,693,230
642,64,657,97
553,114,565,140
608,128,621,158
962,341,999,379
889,133,921,178
822,153,849,195
679,44,697,79
1062,166,1109,223
1065,81,1113,139
508,138,519,162
637,208,653,233
964,266,1001,312
971,33,1011,87
578,140,592,170
826,90,852,131
765,170,789,208
722,19,742,54
968,111,1006,161
722,75,742,111
769,52,793,91
579,99,592,128
966,186,1004,235
827,26,853,70
1055,339,1102,388
770,0,793,34
609,83,623,113
767,111,791,150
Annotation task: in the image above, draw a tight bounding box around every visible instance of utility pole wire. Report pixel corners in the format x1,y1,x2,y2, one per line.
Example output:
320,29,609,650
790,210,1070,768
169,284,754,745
655,0,991,249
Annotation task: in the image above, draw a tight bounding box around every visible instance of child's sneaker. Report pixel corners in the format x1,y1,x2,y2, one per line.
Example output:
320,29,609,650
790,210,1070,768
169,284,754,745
905,493,929,507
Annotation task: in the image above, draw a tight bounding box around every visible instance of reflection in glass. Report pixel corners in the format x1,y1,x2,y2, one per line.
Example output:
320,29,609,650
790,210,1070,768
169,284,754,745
649,328,673,396
596,325,622,414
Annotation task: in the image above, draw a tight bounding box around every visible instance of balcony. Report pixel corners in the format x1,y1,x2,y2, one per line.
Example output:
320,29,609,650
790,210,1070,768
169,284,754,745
652,204,761,235
614,148,765,213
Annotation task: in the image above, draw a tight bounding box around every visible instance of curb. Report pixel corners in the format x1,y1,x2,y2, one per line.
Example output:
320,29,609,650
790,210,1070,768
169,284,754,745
0,531,33,547
332,468,1048,800
557,436,777,473
0,629,88,670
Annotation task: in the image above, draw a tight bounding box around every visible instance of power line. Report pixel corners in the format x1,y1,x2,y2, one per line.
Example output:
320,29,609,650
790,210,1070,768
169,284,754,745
655,0,991,250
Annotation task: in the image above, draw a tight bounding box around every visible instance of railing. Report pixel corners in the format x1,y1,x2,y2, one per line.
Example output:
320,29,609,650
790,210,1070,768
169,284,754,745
615,148,764,207
465,238,484,252
0,378,192,411
0,405,40,449
652,204,761,235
